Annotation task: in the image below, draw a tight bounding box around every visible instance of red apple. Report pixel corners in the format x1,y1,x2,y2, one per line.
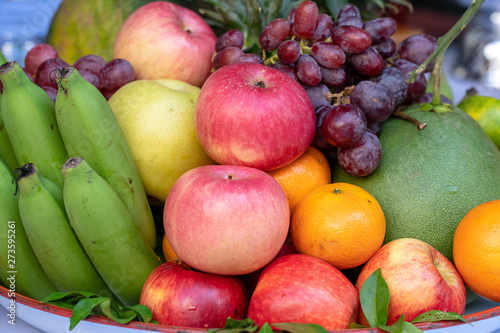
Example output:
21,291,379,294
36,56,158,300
113,1,217,87
163,164,290,276
241,240,298,296
247,254,360,330
139,262,248,328
195,62,316,171
355,238,466,326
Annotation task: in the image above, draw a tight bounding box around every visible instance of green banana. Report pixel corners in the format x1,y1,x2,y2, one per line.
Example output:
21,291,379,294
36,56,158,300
16,162,114,297
61,157,161,306
0,158,58,301
54,67,157,248
0,61,68,187
0,93,19,172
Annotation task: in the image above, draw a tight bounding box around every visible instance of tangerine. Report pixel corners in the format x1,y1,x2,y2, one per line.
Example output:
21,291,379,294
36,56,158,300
290,182,386,270
162,233,179,262
453,200,500,302
267,146,331,216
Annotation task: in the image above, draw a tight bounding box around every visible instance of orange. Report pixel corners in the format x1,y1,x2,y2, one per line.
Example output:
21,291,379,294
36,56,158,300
162,233,179,262
290,182,386,270
267,146,331,216
453,200,500,302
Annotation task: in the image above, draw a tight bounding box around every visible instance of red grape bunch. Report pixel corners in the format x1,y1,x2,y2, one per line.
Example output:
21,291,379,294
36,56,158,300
212,1,438,178
8,43,136,103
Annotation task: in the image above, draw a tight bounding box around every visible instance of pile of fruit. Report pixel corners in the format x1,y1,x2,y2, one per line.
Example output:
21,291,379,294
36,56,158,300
1,0,500,332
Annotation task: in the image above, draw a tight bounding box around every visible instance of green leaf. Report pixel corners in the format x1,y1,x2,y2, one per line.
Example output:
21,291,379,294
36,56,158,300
259,322,274,333
433,104,451,113
69,297,108,330
41,291,156,330
420,103,434,111
377,314,405,332
359,268,390,327
41,291,99,303
377,315,424,333
272,322,328,333
208,317,259,333
411,311,469,324
402,322,425,333
349,322,369,329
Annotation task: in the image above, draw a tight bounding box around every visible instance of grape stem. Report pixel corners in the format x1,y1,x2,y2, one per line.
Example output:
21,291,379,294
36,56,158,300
393,108,427,130
409,0,485,106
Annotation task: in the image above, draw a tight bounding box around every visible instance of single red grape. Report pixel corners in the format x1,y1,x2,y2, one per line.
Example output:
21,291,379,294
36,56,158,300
296,54,322,86
350,47,385,77
73,54,106,76
277,40,301,64
41,86,57,104
311,42,346,69
337,130,382,177
35,58,69,89
372,38,397,59
337,4,361,19
303,83,331,109
393,59,427,104
272,61,298,81
321,104,367,147
99,58,135,91
236,53,264,65
350,80,396,123
24,43,58,77
311,14,334,42
79,69,101,90
399,33,438,72
213,47,245,70
259,18,291,51
363,17,397,43
332,25,372,54
216,29,245,52
293,0,319,40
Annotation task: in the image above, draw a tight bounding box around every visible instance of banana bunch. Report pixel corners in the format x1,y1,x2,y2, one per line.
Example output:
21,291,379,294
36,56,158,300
0,62,161,306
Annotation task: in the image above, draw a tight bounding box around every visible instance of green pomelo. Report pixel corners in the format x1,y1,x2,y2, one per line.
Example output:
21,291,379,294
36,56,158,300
46,0,159,63
331,104,500,262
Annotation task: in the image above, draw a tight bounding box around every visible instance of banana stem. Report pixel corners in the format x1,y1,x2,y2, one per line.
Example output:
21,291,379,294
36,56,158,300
409,0,485,104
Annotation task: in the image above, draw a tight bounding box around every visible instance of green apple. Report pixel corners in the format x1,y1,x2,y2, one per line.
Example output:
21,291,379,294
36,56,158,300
108,79,215,202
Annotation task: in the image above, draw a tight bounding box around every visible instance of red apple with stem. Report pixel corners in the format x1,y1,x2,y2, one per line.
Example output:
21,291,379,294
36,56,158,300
139,261,248,328
355,238,466,326
195,62,316,171
113,1,217,87
247,254,360,330
163,164,290,276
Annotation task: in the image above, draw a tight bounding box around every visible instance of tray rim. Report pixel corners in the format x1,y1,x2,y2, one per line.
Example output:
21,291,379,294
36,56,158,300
1,285,499,332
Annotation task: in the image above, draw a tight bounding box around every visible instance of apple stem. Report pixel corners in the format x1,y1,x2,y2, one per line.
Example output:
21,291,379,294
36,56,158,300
174,257,193,270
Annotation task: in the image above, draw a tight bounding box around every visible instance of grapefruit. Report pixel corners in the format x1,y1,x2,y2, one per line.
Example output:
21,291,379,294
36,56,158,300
331,104,500,262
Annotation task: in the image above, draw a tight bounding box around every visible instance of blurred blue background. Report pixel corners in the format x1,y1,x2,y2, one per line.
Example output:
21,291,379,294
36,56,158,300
0,0,62,66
